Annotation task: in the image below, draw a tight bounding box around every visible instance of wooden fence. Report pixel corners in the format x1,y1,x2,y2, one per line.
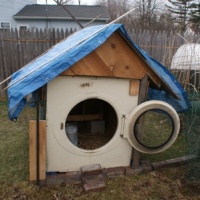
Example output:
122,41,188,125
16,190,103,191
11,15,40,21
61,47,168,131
0,27,199,96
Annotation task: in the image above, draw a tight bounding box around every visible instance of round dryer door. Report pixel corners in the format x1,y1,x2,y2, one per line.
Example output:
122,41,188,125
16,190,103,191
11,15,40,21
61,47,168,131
127,100,180,154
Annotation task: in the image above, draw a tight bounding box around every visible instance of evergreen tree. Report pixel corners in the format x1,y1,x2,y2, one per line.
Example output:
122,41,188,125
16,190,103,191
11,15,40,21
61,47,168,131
166,0,193,31
189,2,200,25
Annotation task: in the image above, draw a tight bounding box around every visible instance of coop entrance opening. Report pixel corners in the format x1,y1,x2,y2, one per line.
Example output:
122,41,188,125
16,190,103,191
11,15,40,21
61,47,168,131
65,98,118,150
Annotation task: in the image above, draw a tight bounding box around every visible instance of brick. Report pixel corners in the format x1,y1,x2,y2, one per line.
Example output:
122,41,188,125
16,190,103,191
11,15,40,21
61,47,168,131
83,179,106,193
82,174,104,184
152,155,196,170
81,164,102,177
46,171,81,185
65,171,82,182
46,174,68,186
125,166,143,176
103,166,125,178
142,160,152,173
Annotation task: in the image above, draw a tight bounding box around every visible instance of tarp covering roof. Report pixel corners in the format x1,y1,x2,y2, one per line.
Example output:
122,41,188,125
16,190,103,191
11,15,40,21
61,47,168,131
7,24,190,120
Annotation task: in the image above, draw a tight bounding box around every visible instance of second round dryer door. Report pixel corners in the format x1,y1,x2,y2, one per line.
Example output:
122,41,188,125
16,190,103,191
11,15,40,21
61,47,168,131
127,100,180,154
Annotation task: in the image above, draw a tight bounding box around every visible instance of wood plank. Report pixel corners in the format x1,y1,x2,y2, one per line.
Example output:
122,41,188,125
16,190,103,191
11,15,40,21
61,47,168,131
61,51,114,77
95,32,161,86
39,120,46,181
29,120,46,181
61,67,75,76
93,32,146,79
29,120,36,181
67,114,103,121
61,32,161,89
129,80,140,96
132,75,149,168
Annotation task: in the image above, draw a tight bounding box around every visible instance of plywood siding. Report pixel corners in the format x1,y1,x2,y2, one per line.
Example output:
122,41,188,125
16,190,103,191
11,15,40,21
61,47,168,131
62,51,114,76
61,31,161,88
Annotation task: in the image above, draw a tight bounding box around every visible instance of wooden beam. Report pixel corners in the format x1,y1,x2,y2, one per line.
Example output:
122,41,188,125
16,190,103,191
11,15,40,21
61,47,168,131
61,51,114,77
129,80,140,96
29,120,46,181
132,75,149,168
67,114,103,121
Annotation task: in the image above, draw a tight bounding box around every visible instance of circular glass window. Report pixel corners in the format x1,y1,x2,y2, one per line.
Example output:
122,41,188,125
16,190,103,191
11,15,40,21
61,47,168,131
134,109,174,149
127,100,180,154
65,98,118,150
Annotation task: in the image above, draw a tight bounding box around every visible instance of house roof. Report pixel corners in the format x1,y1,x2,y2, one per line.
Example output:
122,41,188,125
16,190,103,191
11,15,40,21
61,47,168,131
13,4,110,21
7,24,190,120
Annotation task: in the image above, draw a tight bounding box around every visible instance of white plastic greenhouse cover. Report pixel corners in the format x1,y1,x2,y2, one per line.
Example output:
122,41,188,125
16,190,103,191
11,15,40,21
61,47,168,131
171,43,200,70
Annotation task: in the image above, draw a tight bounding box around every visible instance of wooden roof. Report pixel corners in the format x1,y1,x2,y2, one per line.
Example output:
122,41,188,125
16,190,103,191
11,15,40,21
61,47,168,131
61,30,179,99
62,31,160,85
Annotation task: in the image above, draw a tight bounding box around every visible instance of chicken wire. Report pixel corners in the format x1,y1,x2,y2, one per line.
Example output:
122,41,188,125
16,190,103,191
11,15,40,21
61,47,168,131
170,42,200,183
185,93,200,183
0,101,36,182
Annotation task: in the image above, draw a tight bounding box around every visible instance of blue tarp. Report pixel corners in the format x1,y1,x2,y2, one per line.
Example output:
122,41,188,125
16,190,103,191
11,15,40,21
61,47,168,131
7,24,190,120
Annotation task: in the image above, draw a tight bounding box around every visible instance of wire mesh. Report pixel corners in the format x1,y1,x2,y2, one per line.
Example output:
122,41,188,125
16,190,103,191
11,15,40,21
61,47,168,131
0,101,35,183
169,41,200,183
185,93,200,183
134,109,174,149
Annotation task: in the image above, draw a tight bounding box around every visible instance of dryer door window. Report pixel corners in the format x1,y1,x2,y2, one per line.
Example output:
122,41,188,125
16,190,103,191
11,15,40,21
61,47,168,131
65,98,118,150
127,100,180,154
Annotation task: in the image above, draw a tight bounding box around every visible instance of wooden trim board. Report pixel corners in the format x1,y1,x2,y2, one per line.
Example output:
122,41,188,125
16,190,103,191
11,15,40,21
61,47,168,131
132,75,149,168
129,80,140,96
29,120,46,181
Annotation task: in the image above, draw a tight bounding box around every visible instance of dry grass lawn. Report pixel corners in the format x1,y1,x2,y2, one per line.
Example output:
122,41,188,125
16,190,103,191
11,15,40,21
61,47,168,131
0,101,199,199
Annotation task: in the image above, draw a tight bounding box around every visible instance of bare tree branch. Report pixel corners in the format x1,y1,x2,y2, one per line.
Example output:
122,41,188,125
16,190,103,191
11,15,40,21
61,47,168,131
54,0,83,28
53,0,73,5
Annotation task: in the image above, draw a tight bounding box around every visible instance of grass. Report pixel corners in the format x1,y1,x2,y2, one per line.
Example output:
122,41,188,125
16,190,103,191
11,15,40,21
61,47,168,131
0,101,35,182
0,101,200,199
0,167,200,199
141,133,187,162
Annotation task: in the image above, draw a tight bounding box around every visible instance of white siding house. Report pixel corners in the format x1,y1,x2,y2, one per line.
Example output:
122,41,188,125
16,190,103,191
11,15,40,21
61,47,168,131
0,1,110,30
0,0,37,29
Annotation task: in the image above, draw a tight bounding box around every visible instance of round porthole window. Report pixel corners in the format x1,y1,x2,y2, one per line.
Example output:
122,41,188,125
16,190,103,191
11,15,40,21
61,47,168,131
65,98,118,150
127,100,180,154
134,109,174,149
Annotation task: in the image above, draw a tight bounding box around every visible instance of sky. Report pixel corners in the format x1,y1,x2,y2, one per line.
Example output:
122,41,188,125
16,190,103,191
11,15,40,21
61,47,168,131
37,0,97,5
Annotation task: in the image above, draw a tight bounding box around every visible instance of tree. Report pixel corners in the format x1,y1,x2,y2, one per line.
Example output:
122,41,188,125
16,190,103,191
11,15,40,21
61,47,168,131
53,0,83,28
166,0,193,31
53,0,73,5
95,0,131,25
131,0,163,30
189,2,200,25
157,12,176,31
95,0,162,29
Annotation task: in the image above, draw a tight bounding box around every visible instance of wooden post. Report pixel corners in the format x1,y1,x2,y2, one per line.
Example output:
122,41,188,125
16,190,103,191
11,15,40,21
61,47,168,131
131,75,149,168
29,120,46,182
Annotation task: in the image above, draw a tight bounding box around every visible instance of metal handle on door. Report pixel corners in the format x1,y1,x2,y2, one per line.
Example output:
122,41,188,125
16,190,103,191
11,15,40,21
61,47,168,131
60,123,64,130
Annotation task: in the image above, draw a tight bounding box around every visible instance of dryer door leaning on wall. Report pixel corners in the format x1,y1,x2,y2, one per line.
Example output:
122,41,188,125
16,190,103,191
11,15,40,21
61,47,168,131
126,100,180,154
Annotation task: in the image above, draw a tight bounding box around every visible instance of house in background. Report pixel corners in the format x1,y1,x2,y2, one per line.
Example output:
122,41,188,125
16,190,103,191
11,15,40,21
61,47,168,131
0,0,110,30
13,4,110,30
0,0,37,29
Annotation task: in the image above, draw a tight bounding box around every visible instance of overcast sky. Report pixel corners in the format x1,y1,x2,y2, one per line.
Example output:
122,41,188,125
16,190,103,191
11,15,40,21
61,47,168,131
37,0,97,5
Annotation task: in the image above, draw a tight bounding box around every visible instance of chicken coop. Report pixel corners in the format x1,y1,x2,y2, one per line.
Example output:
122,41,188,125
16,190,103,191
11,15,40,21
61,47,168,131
7,24,190,183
